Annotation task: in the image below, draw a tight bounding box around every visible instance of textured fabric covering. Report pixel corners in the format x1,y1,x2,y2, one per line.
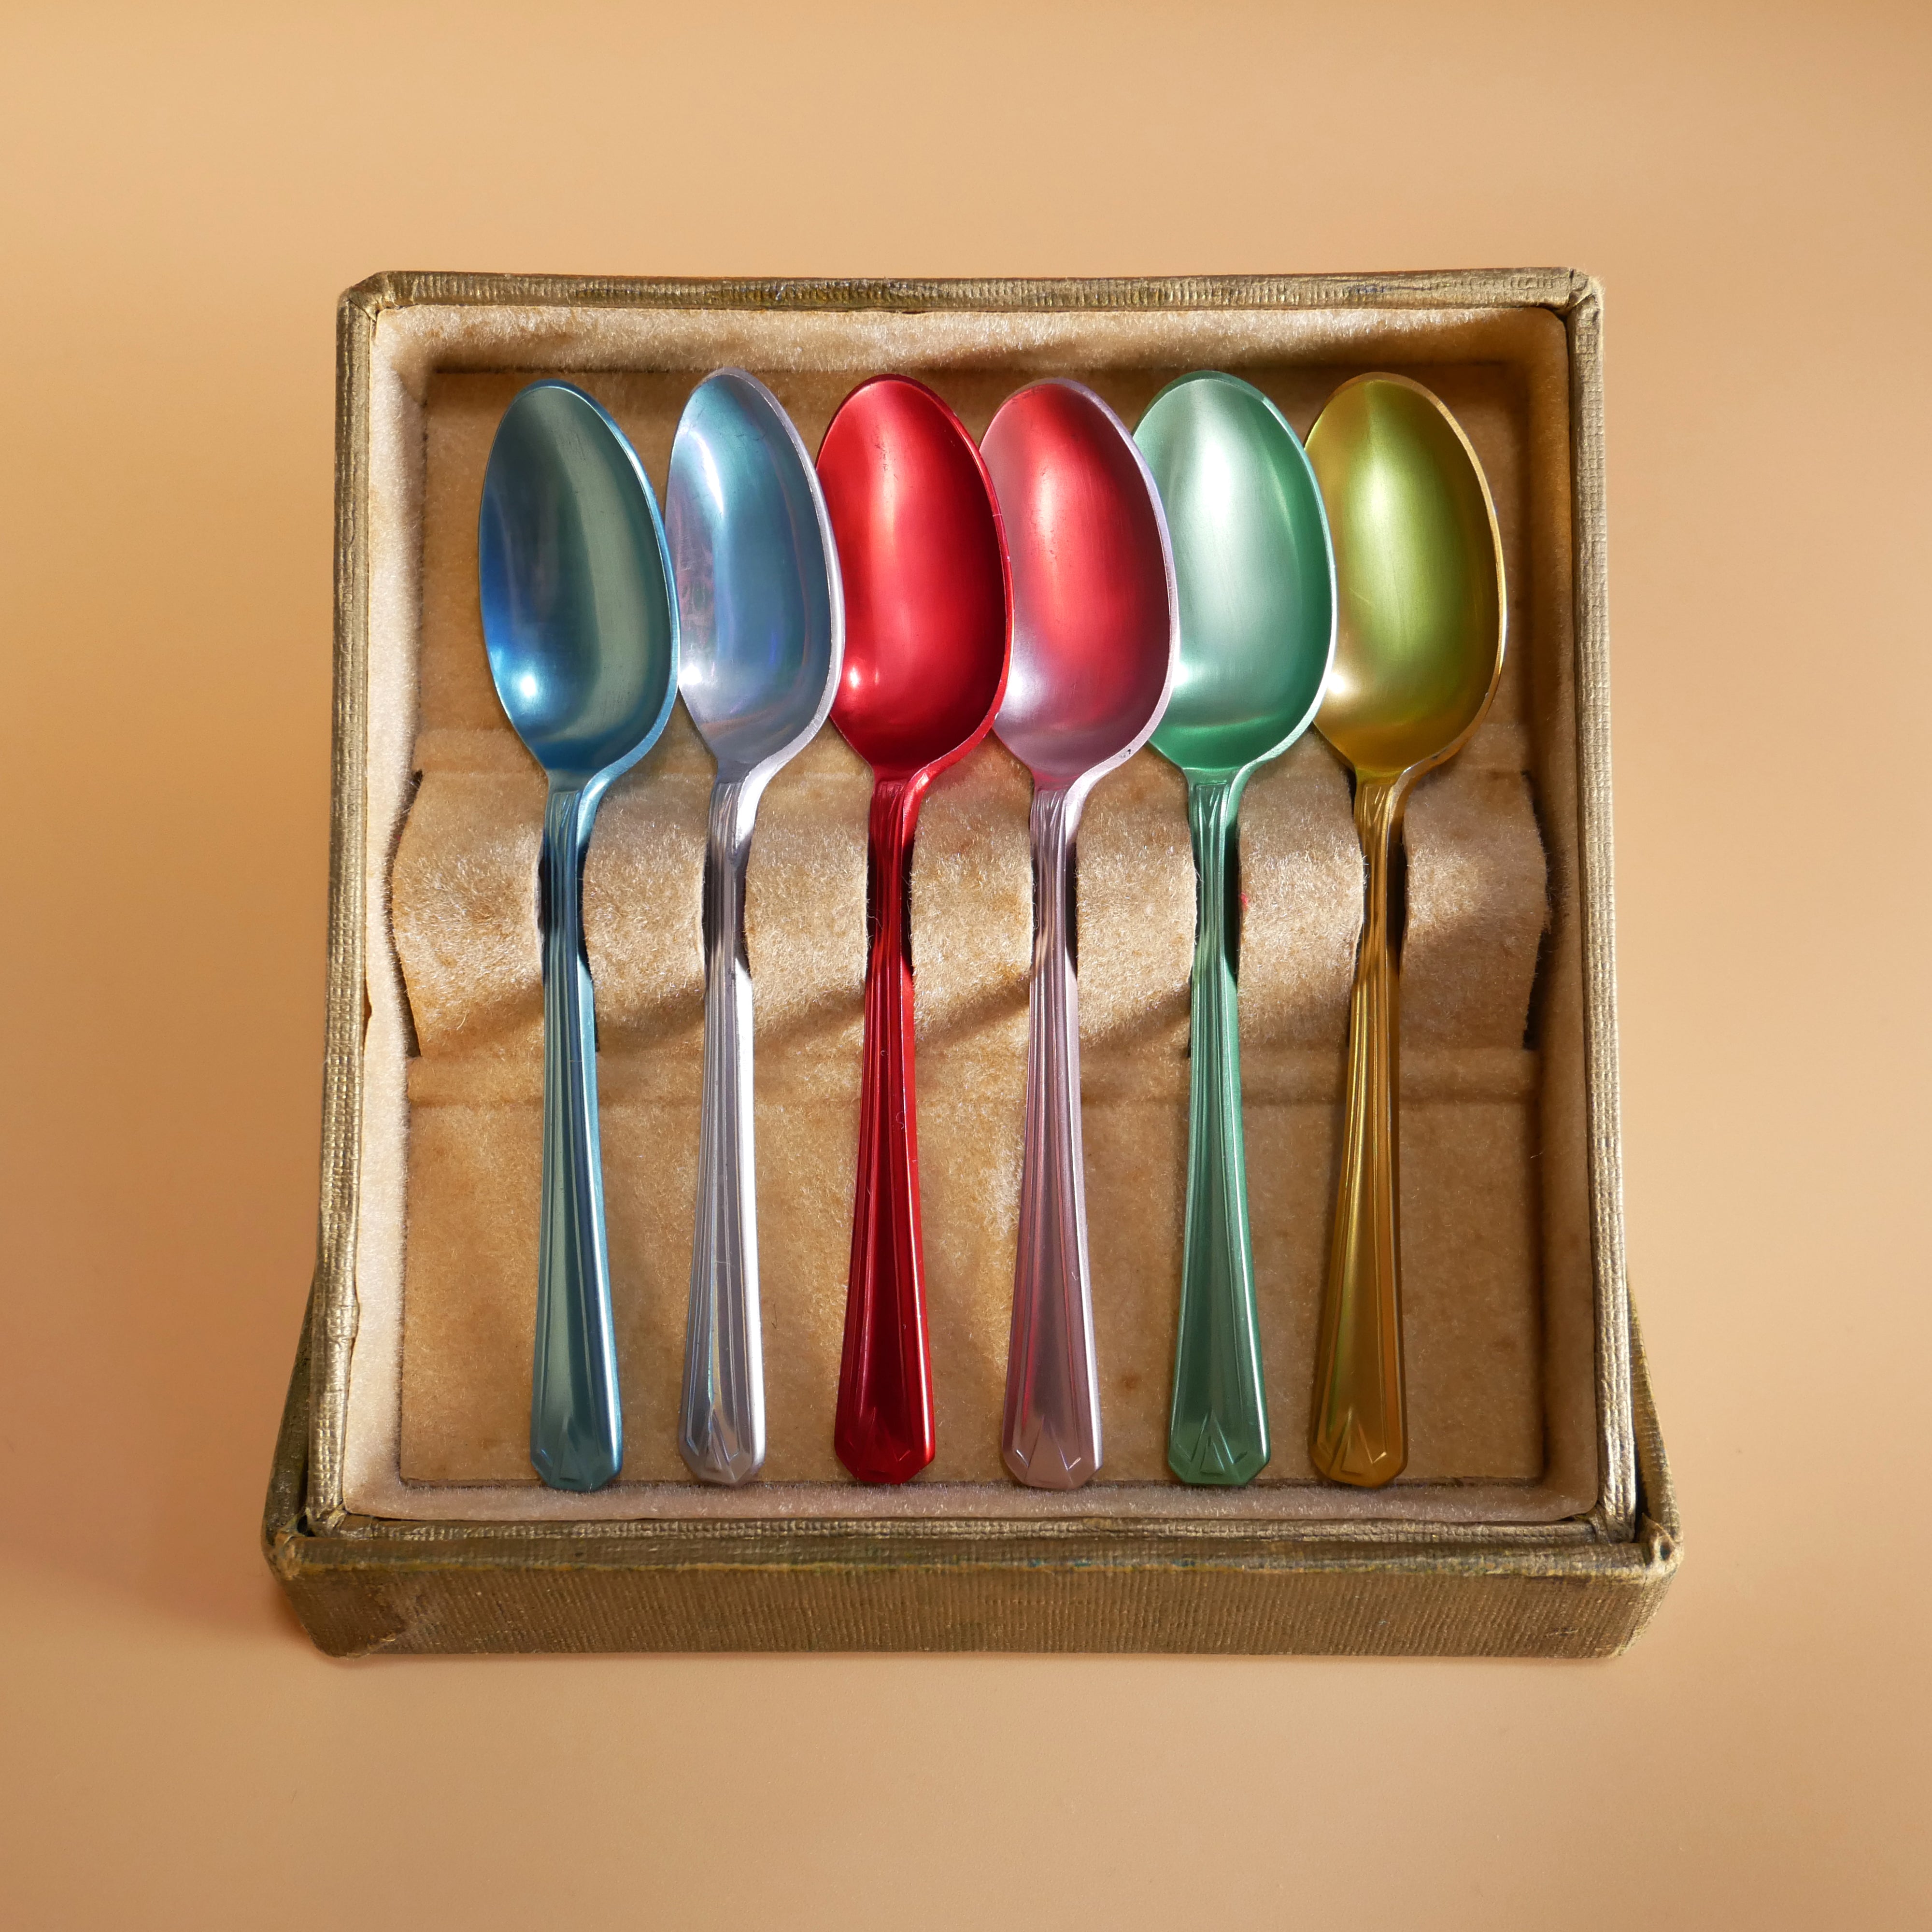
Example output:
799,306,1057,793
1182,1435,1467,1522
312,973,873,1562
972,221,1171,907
335,294,1606,1527
269,1294,1677,1658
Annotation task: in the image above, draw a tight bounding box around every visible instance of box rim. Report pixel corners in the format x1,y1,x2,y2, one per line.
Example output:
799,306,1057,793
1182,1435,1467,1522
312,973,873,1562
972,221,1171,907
302,268,1637,1560
266,1283,1676,1655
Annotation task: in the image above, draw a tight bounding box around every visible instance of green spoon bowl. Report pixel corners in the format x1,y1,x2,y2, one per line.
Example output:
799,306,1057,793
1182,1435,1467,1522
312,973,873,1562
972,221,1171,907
1144,372,1335,777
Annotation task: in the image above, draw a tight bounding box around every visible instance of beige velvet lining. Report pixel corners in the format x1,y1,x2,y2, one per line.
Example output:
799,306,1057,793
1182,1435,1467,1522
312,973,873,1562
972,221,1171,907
340,301,1596,1524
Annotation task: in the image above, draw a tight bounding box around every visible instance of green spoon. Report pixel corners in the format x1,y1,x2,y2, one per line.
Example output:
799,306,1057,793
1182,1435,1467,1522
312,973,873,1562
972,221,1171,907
1136,373,1336,1485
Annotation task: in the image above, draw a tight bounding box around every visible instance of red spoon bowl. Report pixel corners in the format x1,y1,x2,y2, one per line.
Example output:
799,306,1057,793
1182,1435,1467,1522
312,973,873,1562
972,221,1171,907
818,375,1011,1482
987,379,1177,787
822,378,1010,777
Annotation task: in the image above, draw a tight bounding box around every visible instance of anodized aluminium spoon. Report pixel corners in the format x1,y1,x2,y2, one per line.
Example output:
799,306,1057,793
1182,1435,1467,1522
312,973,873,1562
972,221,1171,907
1305,373,1505,1488
1135,372,1336,1487
818,375,1011,1484
479,380,679,1492
668,370,843,1486
983,380,1178,1489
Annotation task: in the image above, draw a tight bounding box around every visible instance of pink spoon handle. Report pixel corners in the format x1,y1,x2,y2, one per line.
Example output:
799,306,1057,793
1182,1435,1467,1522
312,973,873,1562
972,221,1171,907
834,775,936,1484
1002,782,1102,1488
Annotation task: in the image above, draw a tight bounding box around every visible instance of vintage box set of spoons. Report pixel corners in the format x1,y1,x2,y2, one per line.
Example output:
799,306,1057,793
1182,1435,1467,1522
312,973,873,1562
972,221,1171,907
265,269,1678,1658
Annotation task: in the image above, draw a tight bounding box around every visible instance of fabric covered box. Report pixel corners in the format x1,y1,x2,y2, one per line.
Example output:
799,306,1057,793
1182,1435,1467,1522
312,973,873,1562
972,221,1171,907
263,268,1678,1656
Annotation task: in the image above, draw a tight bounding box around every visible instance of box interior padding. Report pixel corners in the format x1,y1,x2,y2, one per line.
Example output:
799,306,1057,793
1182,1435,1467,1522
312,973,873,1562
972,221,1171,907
339,299,1609,1527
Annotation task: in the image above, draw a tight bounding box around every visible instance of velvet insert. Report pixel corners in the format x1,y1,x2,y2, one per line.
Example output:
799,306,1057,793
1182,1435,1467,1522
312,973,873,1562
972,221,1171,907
339,301,1599,1525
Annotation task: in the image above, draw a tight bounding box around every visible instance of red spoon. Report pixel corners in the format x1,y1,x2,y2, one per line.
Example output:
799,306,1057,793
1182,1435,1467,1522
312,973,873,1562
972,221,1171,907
819,376,1011,1483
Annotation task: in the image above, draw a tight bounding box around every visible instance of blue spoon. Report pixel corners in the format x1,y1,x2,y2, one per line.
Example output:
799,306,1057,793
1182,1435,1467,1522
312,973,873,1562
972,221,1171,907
479,381,679,1491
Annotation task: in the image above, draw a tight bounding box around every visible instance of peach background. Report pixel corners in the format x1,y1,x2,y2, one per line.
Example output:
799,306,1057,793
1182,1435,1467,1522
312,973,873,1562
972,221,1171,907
1,2,1926,1925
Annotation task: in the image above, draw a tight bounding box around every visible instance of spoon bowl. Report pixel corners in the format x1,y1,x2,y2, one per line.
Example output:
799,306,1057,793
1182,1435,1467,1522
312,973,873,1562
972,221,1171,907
983,379,1178,1488
1135,370,1336,1487
1305,372,1506,1489
479,380,678,1492
482,383,678,783
990,380,1176,785
1311,374,1504,779
819,375,1011,1483
1143,372,1334,777
822,378,1009,779
672,369,843,781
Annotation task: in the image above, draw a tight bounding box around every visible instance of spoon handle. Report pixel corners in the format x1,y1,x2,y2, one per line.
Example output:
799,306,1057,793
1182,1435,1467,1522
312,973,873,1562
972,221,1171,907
835,776,935,1483
1002,783,1102,1488
1310,770,1410,1486
1167,775,1270,1485
681,776,766,1484
530,781,624,1492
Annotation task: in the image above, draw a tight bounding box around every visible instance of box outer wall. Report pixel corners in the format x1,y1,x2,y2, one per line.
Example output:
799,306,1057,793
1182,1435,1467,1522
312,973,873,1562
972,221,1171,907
265,269,1679,1658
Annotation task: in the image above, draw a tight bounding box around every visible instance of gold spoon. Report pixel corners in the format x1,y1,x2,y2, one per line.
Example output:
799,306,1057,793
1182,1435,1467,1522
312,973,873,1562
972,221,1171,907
1304,374,1506,1487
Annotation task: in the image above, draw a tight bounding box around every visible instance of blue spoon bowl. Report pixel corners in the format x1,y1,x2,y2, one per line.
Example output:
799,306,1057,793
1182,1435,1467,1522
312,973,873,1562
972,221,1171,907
480,380,679,1491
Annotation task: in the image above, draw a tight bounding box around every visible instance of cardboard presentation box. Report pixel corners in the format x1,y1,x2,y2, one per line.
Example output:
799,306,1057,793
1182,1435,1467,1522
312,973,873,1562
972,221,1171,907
264,268,1678,1657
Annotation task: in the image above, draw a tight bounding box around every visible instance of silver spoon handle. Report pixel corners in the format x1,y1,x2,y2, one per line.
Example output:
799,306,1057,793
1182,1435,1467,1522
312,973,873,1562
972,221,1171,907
531,781,624,1491
1002,783,1102,1488
681,777,766,1484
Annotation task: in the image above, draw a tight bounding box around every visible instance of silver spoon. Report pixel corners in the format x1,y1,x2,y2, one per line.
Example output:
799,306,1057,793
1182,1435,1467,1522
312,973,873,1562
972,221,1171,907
983,380,1178,1488
668,370,843,1484
480,381,679,1492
